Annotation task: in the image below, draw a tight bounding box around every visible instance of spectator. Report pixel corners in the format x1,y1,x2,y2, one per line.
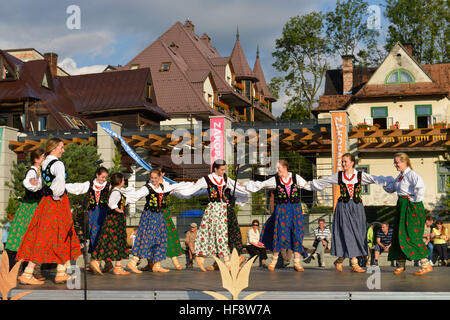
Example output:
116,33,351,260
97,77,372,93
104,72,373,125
304,218,330,267
415,216,434,267
367,224,375,267
184,223,197,268
246,219,267,268
2,220,11,253
394,121,400,129
431,220,448,266
373,223,393,266
130,228,138,248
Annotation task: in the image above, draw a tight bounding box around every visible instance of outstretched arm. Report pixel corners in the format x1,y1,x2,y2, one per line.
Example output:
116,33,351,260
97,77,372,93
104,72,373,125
124,185,149,204
309,173,339,191
361,172,396,186
66,181,90,195
243,176,276,193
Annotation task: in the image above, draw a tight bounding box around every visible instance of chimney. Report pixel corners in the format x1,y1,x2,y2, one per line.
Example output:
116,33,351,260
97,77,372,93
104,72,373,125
200,33,211,46
44,52,58,77
403,43,413,56
342,55,354,95
184,20,195,33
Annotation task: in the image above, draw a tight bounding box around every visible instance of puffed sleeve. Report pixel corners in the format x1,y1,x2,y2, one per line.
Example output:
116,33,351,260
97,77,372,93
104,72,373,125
410,172,426,202
226,178,249,207
65,181,90,195
50,161,66,200
381,176,397,194
244,176,276,193
108,190,122,210
295,174,307,188
124,185,150,204
309,173,339,191
361,172,395,186
22,169,42,192
171,178,207,198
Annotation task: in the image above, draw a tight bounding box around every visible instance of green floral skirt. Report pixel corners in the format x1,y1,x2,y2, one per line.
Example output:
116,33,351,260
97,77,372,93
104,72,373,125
6,199,40,252
163,208,183,257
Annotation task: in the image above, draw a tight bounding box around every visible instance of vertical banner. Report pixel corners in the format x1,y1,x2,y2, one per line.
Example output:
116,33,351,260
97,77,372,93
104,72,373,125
330,111,349,211
210,117,225,170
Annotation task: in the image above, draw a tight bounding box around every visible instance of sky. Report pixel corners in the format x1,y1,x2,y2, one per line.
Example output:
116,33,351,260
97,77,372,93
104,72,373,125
0,0,388,117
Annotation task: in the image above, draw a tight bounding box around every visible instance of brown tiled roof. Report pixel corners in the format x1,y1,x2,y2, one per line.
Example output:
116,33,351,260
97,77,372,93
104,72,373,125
253,53,275,101
230,38,258,81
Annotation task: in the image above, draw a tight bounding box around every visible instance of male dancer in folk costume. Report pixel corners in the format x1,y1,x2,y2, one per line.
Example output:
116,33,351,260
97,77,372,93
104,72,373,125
65,167,113,272
89,173,131,275
124,169,191,273
242,160,308,272
16,138,81,285
175,159,248,271
5,149,45,281
306,153,390,273
378,153,432,275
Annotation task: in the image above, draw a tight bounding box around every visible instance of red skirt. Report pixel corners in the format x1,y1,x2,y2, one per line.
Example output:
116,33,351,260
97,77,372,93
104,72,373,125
16,194,81,264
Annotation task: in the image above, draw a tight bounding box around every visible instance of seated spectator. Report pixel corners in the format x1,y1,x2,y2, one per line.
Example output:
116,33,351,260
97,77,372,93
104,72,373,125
130,228,138,249
373,223,393,266
366,223,375,267
431,220,448,266
415,216,434,267
184,223,197,268
304,218,331,267
246,220,267,268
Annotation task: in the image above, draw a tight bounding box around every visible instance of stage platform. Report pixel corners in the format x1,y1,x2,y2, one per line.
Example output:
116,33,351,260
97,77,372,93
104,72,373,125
10,266,450,300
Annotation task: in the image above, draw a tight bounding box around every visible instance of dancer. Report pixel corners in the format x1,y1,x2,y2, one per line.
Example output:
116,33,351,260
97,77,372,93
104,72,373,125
16,138,81,285
380,153,432,275
243,160,308,272
176,159,248,271
89,172,130,275
65,167,112,272
307,153,386,273
124,169,190,273
5,149,45,280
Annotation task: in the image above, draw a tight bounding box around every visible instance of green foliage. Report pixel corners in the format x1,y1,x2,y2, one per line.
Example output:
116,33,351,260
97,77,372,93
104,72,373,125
251,192,266,215
167,195,209,216
109,144,126,175
385,0,449,64
5,196,19,216
279,151,313,181
5,161,28,200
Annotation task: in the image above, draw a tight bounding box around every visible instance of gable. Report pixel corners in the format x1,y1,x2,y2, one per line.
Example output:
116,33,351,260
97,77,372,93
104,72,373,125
367,43,433,85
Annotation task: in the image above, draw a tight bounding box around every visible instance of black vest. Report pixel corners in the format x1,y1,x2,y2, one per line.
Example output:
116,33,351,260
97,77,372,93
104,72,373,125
338,171,362,203
88,181,110,210
110,189,126,214
42,159,60,196
24,168,43,202
274,174,301,204
144,183,169,213
205,175,228,203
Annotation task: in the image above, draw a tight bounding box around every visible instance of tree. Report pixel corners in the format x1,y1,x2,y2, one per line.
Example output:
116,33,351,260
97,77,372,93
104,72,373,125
109,144,127,175
272,12,331,119
326,0,381,65
385,0,449,64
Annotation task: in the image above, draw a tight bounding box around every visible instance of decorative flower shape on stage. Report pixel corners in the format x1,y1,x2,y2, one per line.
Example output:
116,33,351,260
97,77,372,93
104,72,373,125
0,251,32,300
203,248,265,300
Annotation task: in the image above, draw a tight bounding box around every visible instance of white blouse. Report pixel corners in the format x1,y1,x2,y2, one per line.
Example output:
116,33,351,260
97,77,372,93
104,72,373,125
42,155,66,200
174,172,249,207
381,167,426,202
247,228,260,246
23,166,42,192
244,172,307,193
109,188,126,210
124,181,191,204
66,179,108,195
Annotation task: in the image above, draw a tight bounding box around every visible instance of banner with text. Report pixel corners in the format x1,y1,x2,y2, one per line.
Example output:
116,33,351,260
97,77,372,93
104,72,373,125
210,117,225,170
331,111,349,210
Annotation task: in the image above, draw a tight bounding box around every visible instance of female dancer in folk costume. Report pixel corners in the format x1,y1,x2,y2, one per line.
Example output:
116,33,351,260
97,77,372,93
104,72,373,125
5,149,45,281
16,138,81,285
124,169,191,273
176,159,248,271
65,167,113,273
378,153,432,275
243,160,308,272
89,172,131,275
306,153,389,273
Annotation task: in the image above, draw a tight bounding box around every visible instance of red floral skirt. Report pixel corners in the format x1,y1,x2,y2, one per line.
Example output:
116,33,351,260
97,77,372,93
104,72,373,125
16,194,81,264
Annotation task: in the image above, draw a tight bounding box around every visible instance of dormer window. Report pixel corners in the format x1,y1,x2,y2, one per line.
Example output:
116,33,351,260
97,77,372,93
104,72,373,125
130,64,140,70
160,62,171,72
385,69,414,84
42,73,50,88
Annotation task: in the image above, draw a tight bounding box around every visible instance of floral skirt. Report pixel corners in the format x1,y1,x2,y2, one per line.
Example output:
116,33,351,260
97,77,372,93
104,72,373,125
388,197,429,261
261,203,305,254
195,202,229,257
91,211,129,261
16,195,81,264
88,205,108,253
227,208,243,254
6,199,40,252
163,208,183,258
132,209,167,262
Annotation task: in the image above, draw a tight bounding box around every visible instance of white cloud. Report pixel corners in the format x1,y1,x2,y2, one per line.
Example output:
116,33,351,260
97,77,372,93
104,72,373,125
59,57,106,75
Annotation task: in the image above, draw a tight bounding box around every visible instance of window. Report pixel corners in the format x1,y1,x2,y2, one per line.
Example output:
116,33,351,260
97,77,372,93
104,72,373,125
160,62,171,72
385,69,415,84
0,114,8,126
12,114,24,131
437,162,449,193
130,64,140,70
356,166,370,194
42,74,49,88
415,105,432,128
244,80,251,100
208,94,213,108
146,84,152,101
371,107,388,129
38,116,47,131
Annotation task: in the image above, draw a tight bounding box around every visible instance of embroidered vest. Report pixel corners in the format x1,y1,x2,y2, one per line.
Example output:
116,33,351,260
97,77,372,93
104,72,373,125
205,175,228,203
144,183,168,212
274,174,301,204
110,190,126,214
24,168,43,201
338,171,362,203
88,181,110,210
42,159,66,196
